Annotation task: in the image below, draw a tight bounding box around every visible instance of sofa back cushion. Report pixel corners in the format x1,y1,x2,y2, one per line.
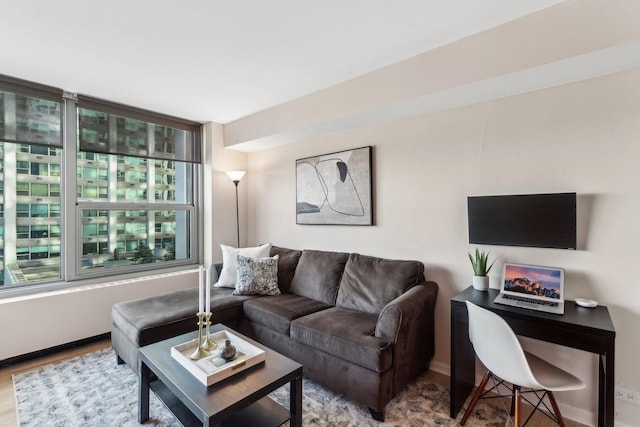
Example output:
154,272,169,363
270,245,303,293
336,253,425,315
289,249,349,305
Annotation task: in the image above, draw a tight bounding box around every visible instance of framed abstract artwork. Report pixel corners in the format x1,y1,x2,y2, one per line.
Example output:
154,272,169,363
296,146,373,225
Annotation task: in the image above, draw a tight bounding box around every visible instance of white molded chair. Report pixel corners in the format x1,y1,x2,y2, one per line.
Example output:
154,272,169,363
460,301,585,427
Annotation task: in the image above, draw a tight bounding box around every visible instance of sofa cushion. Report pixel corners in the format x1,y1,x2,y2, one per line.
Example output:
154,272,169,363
289,249,348,305
214,243,272,288
233,255,280,296
291,307,392,372
335,253,425,315
112,287,254,347
270,245,302,293
242,294,331,336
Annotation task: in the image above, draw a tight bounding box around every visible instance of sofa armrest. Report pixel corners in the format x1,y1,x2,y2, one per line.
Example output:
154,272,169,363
375,281,438,394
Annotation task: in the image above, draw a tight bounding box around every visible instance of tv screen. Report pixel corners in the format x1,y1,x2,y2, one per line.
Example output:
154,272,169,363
468,193,576,250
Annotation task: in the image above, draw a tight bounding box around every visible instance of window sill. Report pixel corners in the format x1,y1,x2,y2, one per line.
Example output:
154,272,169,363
0,264,199,303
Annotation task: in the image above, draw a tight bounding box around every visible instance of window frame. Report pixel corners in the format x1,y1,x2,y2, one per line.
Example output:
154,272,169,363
0,74,202,294
68,95,202,281
73,202,197,278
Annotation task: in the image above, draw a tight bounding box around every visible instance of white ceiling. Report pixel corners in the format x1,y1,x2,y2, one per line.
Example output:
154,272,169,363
2,0,565,124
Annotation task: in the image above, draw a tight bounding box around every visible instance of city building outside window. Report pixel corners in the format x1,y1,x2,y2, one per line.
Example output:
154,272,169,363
0,75,202,290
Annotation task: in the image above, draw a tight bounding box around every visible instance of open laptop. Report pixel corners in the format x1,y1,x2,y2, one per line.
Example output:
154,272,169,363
494,263,565,315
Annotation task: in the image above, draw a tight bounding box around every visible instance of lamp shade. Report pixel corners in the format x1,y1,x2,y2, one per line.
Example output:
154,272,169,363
225,171,246,182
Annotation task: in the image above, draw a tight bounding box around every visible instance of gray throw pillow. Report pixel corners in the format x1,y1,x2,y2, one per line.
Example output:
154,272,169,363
233,255,280,296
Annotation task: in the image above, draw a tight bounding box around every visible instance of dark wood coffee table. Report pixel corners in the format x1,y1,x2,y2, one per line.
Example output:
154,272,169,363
138,324,303,427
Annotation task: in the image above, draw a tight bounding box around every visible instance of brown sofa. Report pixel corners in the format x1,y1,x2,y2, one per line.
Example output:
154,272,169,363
111,246,438,420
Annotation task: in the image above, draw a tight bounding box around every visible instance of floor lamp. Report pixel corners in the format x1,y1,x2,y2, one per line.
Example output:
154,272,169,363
225,171,246,247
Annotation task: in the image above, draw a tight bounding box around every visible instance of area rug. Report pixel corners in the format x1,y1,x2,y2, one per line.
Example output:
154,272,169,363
13,347,506,426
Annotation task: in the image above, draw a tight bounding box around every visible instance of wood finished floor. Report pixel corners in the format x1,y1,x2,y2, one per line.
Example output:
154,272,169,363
1,340,587,427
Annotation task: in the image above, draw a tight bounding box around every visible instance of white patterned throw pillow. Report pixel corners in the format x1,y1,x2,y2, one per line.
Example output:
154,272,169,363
233,255,280,296
213,243,272,288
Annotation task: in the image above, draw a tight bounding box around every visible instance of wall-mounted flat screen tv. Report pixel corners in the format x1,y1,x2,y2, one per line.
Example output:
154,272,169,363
468,192,576,250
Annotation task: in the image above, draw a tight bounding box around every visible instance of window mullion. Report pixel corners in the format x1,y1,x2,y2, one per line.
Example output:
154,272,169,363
62,92,79,280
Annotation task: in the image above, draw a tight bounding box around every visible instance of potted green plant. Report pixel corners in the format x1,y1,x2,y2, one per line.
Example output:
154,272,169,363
468,248,495,291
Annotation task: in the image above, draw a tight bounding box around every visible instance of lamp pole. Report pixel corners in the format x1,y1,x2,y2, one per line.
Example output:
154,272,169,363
225,171,246,248
233,179,240,247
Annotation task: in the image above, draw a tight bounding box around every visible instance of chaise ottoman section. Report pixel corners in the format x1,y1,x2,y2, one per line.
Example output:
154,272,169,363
111,286,255,370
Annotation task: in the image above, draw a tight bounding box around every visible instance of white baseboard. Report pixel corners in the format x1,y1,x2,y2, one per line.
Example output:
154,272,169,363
429,360,449,376
557,401,596,427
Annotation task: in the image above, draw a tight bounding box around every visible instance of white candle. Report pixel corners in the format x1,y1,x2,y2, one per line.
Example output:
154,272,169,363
198,265,204,313
205,267,211,313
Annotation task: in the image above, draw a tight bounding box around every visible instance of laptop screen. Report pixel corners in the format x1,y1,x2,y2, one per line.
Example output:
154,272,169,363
500,263,564,302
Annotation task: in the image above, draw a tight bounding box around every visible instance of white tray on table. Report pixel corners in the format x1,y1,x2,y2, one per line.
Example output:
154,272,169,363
170,329,266,386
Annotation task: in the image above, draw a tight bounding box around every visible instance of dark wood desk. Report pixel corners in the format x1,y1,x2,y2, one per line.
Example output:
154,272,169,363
450,287,615,427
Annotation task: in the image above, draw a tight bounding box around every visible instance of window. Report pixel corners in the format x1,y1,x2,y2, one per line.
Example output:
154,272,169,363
17,226,29,239
17,247,29,261
16,182,30,196
30,162,49,176
0,75,201,290
31,225,49,239
17,161,29,174
75,96,200,276
17,204,30,218
30,246,49,260
31,183,49,197
31,204,49,217
30,145,49,156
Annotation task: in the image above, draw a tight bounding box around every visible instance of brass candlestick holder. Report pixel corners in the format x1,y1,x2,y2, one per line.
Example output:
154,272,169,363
190,312,210,360
202,312,217,351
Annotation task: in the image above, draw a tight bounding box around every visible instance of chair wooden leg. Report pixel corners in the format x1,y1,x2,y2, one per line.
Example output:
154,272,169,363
547,391,565,427
510,384,516,416
514,386,521,427
460,371,492,426
368,407,384,422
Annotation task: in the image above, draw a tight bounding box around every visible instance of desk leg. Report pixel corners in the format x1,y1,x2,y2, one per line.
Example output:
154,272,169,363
450,302,476,418
290,374,303,427
600,340,615,427
138,361,150,423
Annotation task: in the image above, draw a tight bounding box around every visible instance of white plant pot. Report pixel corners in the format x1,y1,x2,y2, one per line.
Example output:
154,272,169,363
472,275,490,291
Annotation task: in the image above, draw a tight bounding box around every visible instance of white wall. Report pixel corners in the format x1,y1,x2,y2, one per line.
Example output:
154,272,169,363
0,270,198,360
205,122,249,261
224,0,640,152
245,69,640,425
